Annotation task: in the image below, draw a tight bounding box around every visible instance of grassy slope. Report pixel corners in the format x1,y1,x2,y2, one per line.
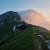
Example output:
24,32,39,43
0,23,50,50
0,25,34,50
36,26,50,40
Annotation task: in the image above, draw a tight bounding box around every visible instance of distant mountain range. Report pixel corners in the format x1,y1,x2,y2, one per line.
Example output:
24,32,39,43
18,10,50,30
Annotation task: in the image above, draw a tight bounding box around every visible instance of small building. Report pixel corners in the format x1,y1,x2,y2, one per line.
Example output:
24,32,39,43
13,23,27,32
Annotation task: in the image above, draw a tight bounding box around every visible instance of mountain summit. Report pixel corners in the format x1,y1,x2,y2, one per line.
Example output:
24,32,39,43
0,11,21,27
0,11,21,21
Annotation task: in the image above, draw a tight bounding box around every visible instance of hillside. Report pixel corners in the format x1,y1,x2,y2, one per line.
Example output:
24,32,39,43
0,11,50,50
0,23,50,50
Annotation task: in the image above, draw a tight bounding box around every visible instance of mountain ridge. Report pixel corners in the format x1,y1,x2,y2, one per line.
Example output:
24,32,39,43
0,11,50,50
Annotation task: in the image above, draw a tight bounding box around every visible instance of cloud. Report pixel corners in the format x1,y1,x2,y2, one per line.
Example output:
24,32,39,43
19,10,50,30
23,11,45,25
24,16,50,30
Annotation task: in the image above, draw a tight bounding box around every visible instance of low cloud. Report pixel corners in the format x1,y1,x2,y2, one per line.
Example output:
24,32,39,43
19,10,50,30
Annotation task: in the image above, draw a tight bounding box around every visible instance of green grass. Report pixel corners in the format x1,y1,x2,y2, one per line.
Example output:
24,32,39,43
41,39,48,50
42,32,50,40
0,26,34,50
0,22,50,50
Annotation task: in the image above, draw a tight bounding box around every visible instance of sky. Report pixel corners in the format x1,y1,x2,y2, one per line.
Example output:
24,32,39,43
0,0,50,30
0,0,50,16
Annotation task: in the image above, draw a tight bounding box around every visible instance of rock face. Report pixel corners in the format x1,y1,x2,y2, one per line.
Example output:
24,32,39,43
0,11,21,27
